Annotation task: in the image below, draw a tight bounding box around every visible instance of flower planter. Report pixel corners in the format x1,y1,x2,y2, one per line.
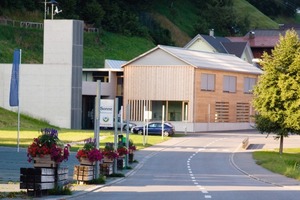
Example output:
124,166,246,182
117,157,125,170
129,153,134,163
103,156,114,163
79,157,95,166
100,163,113,176
33,155,58,168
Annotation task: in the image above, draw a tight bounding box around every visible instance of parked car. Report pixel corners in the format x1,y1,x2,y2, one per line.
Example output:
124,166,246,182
101,117,136,131
117,118,137,131
132,122,175,136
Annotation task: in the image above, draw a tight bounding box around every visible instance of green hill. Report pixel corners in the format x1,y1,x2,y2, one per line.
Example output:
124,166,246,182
0,0,289,67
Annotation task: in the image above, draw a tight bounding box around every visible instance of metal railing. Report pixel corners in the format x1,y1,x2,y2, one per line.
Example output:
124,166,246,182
0,18,100,32
0,19,43,29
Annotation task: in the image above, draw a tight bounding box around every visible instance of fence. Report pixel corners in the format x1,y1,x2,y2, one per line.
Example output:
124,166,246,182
0,18,99,32
0,19,43,29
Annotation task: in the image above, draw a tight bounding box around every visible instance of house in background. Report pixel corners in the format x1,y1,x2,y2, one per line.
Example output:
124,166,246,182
184,32,254,64
122,45,262,132
227,27,300,60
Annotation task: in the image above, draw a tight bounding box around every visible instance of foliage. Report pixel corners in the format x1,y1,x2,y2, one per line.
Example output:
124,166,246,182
81,0,105,27
27,128,70,163
192,0,251,36
128,139,137,152
76,138,103,162
87,175,106,184
246,0,300,17
253,29,300,153
48,184,72,195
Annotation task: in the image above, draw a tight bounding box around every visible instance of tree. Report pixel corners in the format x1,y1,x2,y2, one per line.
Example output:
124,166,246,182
253,29,300,154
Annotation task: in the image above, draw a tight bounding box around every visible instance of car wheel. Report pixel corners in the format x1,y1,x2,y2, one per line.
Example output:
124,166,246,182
138,130,143,135
163,131,169,137
123,125,127,131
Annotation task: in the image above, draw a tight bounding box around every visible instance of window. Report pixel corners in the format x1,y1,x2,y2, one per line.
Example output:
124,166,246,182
215,102,229,122
223,75,236,93
201,73,215,91
244,77,256,94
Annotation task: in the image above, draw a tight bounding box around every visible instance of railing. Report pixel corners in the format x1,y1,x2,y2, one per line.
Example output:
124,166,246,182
0,19,43,29
0,18,99,32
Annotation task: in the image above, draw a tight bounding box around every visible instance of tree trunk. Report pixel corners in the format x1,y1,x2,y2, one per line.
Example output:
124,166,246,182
279,135,284,154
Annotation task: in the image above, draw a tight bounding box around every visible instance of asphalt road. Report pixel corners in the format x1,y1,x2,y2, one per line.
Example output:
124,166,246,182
1,130,300,200
70,131,300,200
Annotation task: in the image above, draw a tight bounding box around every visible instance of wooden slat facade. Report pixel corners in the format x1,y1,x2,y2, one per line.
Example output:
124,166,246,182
123,47,260,127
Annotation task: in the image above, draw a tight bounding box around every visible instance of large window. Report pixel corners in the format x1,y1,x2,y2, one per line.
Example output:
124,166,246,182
223,75,236,93
201,73,215,91
244,77,256,94
128,100,187,122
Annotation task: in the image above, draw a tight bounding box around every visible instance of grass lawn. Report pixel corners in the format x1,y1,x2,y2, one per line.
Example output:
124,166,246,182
253,149,300,180
0,128,181,152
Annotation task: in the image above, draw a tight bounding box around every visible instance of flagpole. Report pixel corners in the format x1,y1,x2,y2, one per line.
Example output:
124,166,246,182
17,49,21,152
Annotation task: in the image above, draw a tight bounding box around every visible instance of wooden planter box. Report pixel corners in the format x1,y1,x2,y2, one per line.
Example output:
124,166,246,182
20,167,68,196
129,153,134,163
33,155,58,168
117,157,125,170
73,165,94,181
103,156,114,163
100,163,113,176
79,158,95,166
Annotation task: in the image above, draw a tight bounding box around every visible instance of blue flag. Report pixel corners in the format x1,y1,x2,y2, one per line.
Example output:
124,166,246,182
9,49,21,107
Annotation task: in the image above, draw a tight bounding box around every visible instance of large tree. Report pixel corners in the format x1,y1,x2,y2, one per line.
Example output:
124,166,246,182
253,29,300,154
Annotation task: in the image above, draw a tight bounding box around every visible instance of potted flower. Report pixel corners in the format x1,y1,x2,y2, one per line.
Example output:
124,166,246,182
27,128,70,167
76,138,103,165
102,144,118,163
117,145,128,157
128,139,137,163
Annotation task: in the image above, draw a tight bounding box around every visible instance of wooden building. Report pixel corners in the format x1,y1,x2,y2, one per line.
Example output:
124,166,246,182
122,45,262,132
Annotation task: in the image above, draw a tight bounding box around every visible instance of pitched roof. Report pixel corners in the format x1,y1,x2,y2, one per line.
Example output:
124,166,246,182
184,34,230,53
227,29,300,48
105,59,127,69
221,42,248,57
200,34,230,53
123,45,262,75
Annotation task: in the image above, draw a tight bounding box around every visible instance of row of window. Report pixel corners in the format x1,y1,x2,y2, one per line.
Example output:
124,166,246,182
201,73,256,93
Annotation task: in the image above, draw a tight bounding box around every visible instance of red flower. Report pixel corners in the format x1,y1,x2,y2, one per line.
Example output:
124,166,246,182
117,146,128,157
27,128,70,163
76,138,103,162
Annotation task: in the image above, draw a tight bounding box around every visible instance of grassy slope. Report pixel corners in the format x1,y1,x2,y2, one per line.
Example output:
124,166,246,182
84,31,155,68
152,0,279,44
0,26,155,66
0,0,288,64
0,25,43,63
232,0,279,29
0,107,57,130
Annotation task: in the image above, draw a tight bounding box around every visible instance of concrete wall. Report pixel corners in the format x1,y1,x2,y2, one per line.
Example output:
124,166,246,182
0,20,83,129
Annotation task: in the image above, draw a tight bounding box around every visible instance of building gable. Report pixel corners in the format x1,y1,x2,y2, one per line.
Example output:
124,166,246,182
185,37,216,53
125,48,189,66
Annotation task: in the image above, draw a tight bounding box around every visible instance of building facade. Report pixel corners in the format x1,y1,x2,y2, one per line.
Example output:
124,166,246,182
123,45,262,132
